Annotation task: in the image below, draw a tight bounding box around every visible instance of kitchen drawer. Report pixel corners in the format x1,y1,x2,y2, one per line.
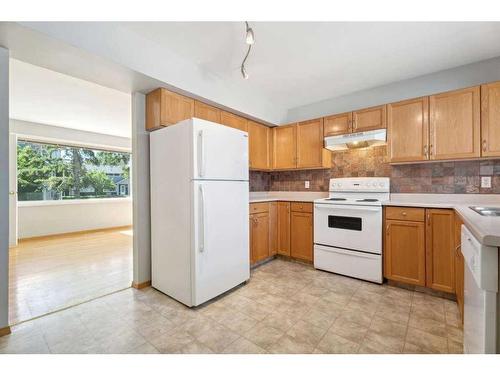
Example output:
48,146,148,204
385,206,425,222
291,202,313,213
250,202,270,214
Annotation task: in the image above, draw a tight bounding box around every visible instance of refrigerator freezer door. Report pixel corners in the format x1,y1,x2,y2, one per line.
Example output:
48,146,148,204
192,118,249,181
192,180,250,306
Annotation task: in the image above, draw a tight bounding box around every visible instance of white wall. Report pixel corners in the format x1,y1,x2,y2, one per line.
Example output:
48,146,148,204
18,199,132,239
285,56,500,123
0,47,9,330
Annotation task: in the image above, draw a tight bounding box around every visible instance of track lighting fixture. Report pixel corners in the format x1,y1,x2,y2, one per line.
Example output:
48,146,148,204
241,21,254,80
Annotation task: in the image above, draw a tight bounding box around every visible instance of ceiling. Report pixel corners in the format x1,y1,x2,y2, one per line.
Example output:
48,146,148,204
123,22,500,110
9,59,132,138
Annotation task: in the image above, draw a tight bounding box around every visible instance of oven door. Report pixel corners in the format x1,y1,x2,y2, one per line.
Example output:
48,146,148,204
314,203,382,254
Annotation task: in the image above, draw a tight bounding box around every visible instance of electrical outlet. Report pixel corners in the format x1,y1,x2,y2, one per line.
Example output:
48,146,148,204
305,180,310,189
481,176,492,188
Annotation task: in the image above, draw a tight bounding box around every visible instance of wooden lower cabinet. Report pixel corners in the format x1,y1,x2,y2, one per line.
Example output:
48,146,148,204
277,202,291,256
290,205,313,262
425,209,455,293
384,219,426,286
454,215,465,324
269,202,278,256
384,207,455,294
250,211,270,265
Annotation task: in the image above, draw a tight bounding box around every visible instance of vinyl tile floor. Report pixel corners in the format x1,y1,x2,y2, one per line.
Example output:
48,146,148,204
8,227,133,325
1,259,463,354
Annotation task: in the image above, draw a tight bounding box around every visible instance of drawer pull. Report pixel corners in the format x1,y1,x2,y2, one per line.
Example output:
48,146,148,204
401,212,407,216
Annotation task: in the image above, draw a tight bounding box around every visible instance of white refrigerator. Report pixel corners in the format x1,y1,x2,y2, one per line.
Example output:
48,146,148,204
150,118,250,307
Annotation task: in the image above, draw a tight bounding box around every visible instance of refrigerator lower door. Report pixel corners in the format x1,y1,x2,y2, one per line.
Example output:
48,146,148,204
192,180,250,306
191,118,249,181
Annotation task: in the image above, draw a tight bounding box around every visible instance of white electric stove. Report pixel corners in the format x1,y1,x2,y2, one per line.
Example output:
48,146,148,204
313,177,390,283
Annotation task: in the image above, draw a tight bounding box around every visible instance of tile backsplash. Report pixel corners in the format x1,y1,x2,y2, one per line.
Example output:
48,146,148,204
249,145,500,194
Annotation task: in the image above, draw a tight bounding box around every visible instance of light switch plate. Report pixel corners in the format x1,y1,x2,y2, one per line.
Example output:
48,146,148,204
481,176,492,188
305,181,310,189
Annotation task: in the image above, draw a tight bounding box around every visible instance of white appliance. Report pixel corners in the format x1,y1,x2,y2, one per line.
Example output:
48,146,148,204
324,129,386,151
313,177,390,283
150,118,250,307
461,225,499,353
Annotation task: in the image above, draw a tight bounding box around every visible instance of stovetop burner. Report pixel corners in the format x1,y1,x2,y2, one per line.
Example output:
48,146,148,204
356,199,379,202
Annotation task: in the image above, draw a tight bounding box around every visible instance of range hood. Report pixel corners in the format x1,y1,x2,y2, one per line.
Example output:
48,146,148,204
324,129,387,151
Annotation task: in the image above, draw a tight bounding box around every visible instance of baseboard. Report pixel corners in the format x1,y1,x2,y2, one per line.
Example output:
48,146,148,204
0,326,11,337
132,280,151,289
18,225,133,242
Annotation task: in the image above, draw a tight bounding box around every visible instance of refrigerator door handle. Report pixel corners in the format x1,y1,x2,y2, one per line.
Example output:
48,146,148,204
198,130,205,177
199,184,205,252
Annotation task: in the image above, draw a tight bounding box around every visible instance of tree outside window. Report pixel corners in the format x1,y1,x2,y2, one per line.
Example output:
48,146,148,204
17,140,131,201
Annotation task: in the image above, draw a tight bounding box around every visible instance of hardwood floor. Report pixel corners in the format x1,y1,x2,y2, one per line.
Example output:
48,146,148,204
8,227,133,325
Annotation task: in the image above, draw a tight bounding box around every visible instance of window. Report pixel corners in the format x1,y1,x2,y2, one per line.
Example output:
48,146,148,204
17,140,131,201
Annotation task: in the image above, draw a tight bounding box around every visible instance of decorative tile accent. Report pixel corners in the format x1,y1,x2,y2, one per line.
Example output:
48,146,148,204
249,145,500,194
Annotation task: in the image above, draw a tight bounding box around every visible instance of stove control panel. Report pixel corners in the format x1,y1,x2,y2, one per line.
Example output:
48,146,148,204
329,177,390,193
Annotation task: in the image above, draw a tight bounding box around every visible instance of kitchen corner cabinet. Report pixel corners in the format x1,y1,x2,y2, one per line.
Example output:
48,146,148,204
194,101,221,123
146,88,194,130
426,209,455,293
429,86,481,160
454,215,465,324
384,207,455,293
277,202,291,256
387,97,429,163
481,82,500,157
290,203,313,262
273,124,297,169
384,219,426,286
352,105,387,132
220,111,248,132
248,121,272,170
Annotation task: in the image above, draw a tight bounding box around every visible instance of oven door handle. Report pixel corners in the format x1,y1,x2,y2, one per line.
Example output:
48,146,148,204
314,205,381,213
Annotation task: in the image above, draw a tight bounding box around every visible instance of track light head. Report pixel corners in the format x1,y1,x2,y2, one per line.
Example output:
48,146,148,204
241,65,249,80
246,27,255,45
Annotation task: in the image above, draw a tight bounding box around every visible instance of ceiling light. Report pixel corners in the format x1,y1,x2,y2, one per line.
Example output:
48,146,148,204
245,22,255,45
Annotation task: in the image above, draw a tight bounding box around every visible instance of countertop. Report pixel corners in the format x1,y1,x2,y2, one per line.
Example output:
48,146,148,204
250,191,500,247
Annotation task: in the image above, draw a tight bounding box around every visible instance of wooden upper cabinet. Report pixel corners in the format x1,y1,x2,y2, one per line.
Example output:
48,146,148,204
324,112,352,136
290,211,313,262
481,82,500,157
384,219,426,286
220,111,248,132
273,124,297,169
425,209,455,293
248,121,271,170
387,97,429,163
296,119,330,169
146,88,194,130
429,86,481,160
352,105,387,132
277,202,291,256
194,101,221,123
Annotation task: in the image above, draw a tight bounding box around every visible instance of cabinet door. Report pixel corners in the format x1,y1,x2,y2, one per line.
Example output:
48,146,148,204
194,101,221,123
290,212,313,262
481,82,500,157
273,124,297,169
250,212,270,264
161,88,194,126
429,86,480,160
277,202,290,256
324,112,352,136
352,105,387,132
454,215,464,324
220,111,248,132
425,209,455,293
248,121,271,170
387,97,429,162
384,219,426,286
296,119,325,169
269,202,278,256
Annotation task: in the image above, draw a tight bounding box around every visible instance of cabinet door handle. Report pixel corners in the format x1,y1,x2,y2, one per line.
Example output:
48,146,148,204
386,224,389,234
483,139,487,152
429,144,433,156
423,145,428,158
427,213,431,226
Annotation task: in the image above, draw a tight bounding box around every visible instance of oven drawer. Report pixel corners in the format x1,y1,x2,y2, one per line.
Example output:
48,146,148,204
314,244,382,283
385,206,425,222
291,202,313,213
